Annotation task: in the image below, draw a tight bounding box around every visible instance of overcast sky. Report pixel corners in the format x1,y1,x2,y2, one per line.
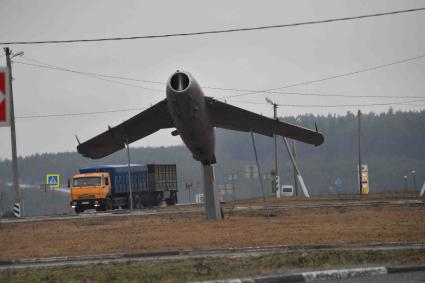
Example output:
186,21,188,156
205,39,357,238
0,0,424,160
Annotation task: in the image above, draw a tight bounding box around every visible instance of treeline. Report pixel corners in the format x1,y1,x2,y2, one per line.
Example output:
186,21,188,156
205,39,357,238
214,108,425,197
0,109,424,201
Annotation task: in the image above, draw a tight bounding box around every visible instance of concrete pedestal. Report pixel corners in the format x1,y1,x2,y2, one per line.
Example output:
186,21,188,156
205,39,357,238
202,164,222,220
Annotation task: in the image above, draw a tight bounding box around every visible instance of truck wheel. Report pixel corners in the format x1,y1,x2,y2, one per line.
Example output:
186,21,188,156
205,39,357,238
74,207,83,214
127,195,133,209
135,194,141,209
166,192,177,205
156,193,162,206
106,197,113,211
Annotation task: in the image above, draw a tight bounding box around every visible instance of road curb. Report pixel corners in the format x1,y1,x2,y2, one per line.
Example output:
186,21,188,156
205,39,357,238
0,261,13,266
195,265,425,283
386,264,425,274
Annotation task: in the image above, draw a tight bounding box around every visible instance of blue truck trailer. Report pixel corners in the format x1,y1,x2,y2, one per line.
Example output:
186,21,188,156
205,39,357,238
70,164,177,213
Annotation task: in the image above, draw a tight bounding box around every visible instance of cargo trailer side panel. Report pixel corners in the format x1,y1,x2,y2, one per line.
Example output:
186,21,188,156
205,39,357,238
112,171,148,194
147,164,177,192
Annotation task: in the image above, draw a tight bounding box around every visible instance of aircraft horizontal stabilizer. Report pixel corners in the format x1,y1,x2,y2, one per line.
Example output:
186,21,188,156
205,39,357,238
77,99,175,159
206,97,324,146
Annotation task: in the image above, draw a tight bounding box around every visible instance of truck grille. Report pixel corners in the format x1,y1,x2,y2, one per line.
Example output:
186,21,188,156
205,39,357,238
78,194,95,199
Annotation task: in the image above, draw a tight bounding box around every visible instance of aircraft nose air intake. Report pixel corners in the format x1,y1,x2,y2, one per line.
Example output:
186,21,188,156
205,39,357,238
170,72,190,92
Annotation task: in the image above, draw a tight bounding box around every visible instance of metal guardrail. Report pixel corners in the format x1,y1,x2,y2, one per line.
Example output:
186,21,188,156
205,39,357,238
39,184,54,192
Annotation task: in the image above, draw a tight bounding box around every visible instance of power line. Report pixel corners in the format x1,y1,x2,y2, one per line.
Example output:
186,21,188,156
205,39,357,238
21,56,165,85
2,7,425,45
16,54,425,100
13,61,164,93
16,106,147,119
260,91,424,99
213,88,425,99
402,104,425,108
280,98,425,108
228,98,425,108
220,54,425,99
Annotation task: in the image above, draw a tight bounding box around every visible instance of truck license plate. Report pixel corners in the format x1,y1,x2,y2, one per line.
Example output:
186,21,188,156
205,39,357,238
82,201,89,204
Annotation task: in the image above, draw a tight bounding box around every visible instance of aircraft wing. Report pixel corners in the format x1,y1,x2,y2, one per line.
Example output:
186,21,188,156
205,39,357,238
206,97,324,146
77,99,175,159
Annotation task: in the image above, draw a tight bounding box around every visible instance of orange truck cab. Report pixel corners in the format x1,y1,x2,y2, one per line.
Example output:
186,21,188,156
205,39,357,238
70,172,112,213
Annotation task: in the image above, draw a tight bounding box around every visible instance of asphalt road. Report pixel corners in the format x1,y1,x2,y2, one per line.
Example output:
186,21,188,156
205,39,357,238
1,242,424,270
1,198,423,224
322,271,425,283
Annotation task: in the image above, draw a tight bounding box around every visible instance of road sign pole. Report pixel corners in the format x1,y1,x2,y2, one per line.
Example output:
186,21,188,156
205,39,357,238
186,183,192,203
4,47,21,208
358,110,362,195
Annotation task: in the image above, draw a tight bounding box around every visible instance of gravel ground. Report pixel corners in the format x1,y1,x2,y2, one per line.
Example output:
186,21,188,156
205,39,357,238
0,196,424,261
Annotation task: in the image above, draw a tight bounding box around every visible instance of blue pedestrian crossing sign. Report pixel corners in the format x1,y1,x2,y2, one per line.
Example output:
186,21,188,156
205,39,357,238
335,178,343,187
46,174,60,188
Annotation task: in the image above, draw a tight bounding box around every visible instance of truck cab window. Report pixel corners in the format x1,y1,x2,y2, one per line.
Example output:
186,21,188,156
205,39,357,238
73,177,101,187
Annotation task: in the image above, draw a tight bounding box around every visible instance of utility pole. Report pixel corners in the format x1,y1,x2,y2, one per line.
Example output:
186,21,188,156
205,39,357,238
266,97,279,194
357,109,362,195
4,47,22,208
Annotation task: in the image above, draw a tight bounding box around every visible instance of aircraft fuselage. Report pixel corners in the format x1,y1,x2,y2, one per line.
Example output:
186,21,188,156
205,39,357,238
166,71,216,164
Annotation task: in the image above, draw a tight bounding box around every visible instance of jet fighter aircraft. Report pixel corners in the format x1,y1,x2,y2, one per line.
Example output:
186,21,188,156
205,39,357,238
77,71,324,219
78,71,323,161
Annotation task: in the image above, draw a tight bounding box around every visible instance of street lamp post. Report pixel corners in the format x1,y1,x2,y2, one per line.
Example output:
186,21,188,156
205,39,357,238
292,117,301,196
412,170,417,192
265,97,279,194
404,175,408,192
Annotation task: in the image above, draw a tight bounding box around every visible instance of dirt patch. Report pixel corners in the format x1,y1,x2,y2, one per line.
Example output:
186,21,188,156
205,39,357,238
0,197,424,261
